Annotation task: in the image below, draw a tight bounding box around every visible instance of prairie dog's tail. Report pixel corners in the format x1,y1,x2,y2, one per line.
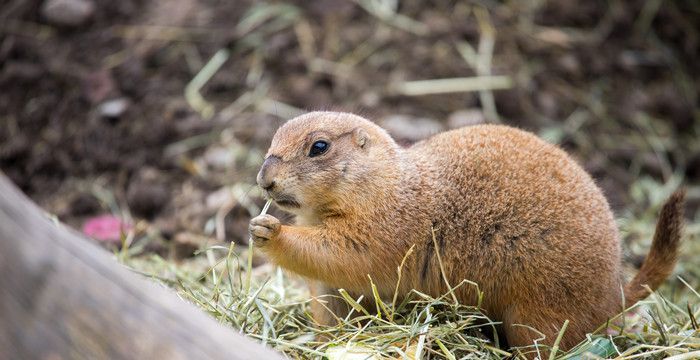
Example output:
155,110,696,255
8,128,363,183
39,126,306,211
624,189,686,305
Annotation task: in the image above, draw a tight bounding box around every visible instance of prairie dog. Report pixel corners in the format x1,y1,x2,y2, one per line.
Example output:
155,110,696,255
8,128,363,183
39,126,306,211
249,111,684,352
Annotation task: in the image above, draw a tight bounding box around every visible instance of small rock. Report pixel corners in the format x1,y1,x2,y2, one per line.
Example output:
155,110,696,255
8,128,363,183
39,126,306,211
99,98,130,119
41,0,95,27
447,109,486,129
380,115,444,144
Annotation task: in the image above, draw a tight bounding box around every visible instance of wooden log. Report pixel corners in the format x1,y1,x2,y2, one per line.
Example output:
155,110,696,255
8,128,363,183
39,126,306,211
0,174,283,359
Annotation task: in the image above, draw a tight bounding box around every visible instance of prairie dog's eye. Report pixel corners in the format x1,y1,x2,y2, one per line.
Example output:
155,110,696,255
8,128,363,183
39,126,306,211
309,140,329,157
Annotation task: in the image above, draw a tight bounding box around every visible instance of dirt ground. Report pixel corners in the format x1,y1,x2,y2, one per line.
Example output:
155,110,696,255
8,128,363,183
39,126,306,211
1,0,698,258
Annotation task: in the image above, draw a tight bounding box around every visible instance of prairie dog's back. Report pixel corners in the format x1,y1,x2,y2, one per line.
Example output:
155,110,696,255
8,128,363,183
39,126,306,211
405,125,621,307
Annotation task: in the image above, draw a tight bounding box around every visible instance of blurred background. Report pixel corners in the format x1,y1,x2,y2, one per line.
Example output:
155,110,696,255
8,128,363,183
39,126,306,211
0,0,698,266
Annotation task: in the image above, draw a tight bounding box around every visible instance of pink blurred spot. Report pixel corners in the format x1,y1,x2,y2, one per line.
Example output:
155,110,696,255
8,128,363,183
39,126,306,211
82,215,132,243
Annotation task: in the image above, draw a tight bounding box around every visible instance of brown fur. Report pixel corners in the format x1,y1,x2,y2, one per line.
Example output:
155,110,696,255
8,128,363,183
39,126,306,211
248,111,684,354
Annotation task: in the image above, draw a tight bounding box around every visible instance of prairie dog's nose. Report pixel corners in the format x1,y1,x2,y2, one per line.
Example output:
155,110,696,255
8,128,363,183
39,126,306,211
257,156,281,191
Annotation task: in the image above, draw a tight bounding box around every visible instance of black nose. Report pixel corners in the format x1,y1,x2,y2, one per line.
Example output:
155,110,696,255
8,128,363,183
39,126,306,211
257,156,281,191
257,173,275,191
260,180,275,191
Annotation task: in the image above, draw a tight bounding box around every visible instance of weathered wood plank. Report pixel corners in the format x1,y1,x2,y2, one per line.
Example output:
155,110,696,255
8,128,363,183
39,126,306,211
0,174,282,359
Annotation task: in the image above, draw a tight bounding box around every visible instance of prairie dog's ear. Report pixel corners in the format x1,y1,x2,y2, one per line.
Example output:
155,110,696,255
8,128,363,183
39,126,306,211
353,128,369,149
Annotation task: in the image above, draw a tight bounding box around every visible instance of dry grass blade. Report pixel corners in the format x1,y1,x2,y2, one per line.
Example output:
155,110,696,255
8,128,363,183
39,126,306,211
391,75,512,96
431,226,458,305
246,200,272,293
185,49,229,119
353,0,428,35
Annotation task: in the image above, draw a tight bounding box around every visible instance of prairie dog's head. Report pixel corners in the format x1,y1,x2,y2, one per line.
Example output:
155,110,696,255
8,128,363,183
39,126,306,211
257,111,398,215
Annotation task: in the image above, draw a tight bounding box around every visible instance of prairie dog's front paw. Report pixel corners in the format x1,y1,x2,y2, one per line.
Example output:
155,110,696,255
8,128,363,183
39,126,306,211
249,214,281,247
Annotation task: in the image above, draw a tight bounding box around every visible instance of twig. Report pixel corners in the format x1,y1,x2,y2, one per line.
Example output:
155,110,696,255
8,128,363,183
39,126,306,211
391,75,512,96
185,48,230,119
474,7,500,123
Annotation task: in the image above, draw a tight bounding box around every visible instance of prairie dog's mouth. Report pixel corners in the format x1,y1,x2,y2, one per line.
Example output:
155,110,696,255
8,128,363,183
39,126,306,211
275,199,300,208
268,192,300,208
